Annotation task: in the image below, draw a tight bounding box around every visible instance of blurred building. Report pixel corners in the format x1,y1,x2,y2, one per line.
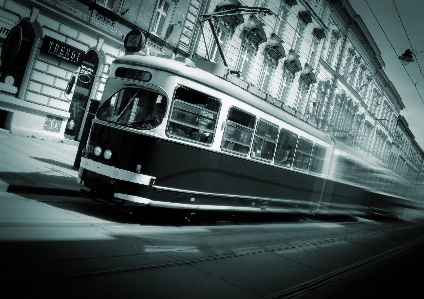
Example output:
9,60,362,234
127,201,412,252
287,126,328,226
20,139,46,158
0,0,423,194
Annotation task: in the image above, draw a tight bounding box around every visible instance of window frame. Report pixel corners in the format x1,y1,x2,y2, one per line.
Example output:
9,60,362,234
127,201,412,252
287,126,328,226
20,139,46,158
97,0,115,10
274,127,298,168
221,106,257,156
151,0,173,38
250,119,279,162
166,86,221,145
292,137,313,171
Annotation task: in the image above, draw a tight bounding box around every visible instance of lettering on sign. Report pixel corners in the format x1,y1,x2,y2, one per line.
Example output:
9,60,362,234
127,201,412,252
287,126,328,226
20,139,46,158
0,26,11,38
40,36,84,65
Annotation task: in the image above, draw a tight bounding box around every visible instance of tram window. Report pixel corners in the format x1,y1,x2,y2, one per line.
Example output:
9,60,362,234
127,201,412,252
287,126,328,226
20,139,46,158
97,87,167,129
310,144,326,173
351,162,363,184
251,120,278,161
366,169,376,187
274,128,298,167
221,108,256,155
293,137,313,171
166,86,220,144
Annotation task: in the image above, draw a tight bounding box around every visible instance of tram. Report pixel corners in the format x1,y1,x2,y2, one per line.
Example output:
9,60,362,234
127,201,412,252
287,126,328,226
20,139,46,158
76,48,416,217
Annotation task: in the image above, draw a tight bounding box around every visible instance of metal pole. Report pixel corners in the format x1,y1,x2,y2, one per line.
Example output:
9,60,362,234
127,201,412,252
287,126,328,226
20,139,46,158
207,18,228,67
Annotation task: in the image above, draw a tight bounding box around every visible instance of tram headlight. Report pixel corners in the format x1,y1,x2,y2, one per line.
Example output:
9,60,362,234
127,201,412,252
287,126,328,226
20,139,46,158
103,149,112,160
93,146,102,156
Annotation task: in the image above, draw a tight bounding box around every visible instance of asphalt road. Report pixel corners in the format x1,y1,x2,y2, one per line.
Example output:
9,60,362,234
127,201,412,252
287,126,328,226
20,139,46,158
1,190,424,299
1,131,424,298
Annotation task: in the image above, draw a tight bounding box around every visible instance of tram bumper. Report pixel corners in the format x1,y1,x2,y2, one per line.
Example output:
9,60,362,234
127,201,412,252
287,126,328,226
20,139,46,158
78,157,155,205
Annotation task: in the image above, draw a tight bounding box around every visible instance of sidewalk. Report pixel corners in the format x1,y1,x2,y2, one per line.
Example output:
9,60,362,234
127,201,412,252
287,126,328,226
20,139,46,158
0,129,84,196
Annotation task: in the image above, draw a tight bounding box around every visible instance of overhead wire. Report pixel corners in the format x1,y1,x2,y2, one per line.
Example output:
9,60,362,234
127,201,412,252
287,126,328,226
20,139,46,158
364,0,424,104
391,0,424,87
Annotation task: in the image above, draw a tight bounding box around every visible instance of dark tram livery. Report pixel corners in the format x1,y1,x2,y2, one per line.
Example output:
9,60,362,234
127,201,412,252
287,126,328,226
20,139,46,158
77,52,418,217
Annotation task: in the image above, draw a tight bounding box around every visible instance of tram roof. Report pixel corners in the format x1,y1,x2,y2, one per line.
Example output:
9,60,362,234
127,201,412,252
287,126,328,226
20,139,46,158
114,54,332,144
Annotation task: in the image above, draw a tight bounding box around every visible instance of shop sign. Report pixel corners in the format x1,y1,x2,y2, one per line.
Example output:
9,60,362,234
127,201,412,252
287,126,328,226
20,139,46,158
40,36,84,65
0,24,11,39
0,19,15,39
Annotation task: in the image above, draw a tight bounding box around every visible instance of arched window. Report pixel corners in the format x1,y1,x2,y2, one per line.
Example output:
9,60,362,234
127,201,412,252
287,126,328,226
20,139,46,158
260,35,285,93
208,24,230,63
325,30,340,65
343,48,355,78
278,67,295,106
237,20,267,81
296,70,316,114
0,21,35,92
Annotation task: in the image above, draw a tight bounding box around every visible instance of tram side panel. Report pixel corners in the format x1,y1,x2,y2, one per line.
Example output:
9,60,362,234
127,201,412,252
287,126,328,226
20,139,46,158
146,138,327,212
82,123,331,212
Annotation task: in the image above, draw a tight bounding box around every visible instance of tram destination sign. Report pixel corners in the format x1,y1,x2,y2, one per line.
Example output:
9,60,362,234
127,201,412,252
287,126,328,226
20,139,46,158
40,36,84,65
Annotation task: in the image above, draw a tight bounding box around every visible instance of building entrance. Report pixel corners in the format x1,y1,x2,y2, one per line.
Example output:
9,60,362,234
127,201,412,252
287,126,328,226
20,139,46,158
64,50,99,140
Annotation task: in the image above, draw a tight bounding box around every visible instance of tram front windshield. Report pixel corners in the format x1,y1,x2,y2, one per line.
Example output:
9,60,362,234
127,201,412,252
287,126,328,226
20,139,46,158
97,88,166,129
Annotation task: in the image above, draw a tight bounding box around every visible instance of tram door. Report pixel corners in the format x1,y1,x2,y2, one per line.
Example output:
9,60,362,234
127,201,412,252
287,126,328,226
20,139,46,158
65,50,99,140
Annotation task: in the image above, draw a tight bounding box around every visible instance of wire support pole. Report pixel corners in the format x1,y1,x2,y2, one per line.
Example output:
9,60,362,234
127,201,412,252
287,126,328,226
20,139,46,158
207,18,228,67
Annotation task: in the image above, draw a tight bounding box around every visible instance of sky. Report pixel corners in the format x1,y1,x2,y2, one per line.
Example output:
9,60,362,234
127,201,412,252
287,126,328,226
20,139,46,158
348,0,424,151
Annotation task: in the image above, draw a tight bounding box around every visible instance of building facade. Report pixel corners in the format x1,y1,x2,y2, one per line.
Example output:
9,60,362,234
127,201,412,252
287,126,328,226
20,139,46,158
0,0,202,140
0,0,423,196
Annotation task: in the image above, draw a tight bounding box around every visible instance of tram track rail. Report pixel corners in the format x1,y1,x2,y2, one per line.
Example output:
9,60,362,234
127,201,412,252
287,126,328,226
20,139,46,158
267,235,424,299
1,223,421,288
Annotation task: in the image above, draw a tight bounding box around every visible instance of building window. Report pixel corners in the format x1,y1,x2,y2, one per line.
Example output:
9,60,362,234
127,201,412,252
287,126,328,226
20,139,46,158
278,67,294,105
258,61,274,92
296,73,316,113
348,56,361,86
0,22,34,93
152,0,171,37
355,65,366,91
330,95,342,129
308,36,319,66
255,0,269,21
97,0,116,9
209,24,229,63
325,30,340,65
292,21,305,52
275,5,289,37
236,45,254,81
370,90,381,116
342,49,355,78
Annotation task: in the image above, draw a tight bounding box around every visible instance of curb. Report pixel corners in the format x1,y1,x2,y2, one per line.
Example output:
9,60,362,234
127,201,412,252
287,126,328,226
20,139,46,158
4,184,84,197
61,138,80,146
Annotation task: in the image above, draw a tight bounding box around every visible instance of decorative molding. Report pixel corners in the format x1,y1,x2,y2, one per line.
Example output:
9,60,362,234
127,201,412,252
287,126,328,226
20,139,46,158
97,37,105,51
331,30,341,40
30,7,40,23
312,28,326,40
283,0,298,8
298,11,312,25
264,33,285,64
241,21,267,51
214,1,244,34
284,49,302,73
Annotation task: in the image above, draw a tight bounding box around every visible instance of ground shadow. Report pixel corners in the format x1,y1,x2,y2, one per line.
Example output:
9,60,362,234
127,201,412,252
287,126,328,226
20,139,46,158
30,157,76,171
